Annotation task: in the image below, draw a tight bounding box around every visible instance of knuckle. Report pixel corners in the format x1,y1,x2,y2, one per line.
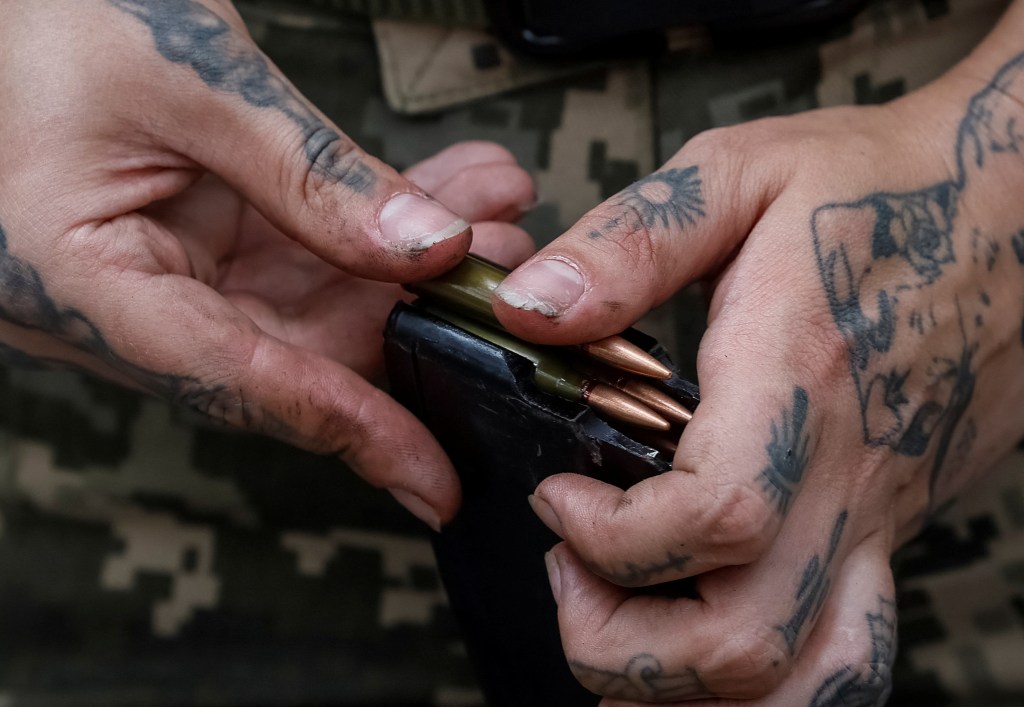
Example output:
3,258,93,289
706,627,791,697
175,336,260,424
288,125,372,217
576,520,631,579
683,126,741,157
318,387,373,461
166,326,294,439
700,483,777,563
816,654,893,704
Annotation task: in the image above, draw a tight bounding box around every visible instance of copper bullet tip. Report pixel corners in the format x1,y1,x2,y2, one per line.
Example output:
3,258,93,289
621,380,693,425
584,383,672,431
581,336,673,379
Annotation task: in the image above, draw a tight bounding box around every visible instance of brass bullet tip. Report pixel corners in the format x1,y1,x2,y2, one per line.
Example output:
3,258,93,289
621,380,693,425
580,336,673,380
584,383,672,431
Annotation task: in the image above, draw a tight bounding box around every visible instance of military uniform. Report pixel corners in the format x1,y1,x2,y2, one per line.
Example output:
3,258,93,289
2,0,1023,704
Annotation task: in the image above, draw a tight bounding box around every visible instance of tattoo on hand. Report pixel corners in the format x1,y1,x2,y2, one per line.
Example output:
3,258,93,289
1013,230,1024,347
0,225,107,349
108,0,375,192
808,595,896,707
569,653,709,702
0,223,281,434
1011,230,1024,265
759,386,811,516
777,510,847,653
600,166,706,237
592,549,690,587
812,51,1024,499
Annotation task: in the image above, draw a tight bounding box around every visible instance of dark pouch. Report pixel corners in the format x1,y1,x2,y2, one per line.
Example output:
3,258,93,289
383,301,699,707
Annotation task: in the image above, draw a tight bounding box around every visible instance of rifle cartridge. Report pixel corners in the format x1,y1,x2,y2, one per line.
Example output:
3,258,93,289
407,255,672,379
420,304,670,431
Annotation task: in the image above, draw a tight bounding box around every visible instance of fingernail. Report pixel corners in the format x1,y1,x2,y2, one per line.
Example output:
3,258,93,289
519,190,542,212
379,193,470,252
528,494,565,537
389,488,442,532
494,258,584,317
544,551,563,605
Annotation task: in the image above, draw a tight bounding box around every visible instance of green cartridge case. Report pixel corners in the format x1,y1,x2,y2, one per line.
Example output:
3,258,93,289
405,255,507,326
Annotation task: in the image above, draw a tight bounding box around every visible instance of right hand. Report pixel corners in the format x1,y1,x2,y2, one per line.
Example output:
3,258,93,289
0,0,535,529
494,8,1024,701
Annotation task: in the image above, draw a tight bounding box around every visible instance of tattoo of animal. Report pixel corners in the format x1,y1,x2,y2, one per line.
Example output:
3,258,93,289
811,51,1024,499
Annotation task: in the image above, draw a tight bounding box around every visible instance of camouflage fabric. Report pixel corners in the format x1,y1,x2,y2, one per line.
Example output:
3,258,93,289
2,0,1023,705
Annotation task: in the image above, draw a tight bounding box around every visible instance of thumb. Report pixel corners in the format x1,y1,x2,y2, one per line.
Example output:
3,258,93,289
112,0,471,282
492,131,786,344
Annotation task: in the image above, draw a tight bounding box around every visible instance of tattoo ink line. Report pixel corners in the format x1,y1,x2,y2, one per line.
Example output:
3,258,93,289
0,222,260,430
759,386,811,516
602,166,706,237
108,0,375,192
595,549,690,587
569,653,710,702
808,595,896,707
777,510,847,653
1015,230,1024,347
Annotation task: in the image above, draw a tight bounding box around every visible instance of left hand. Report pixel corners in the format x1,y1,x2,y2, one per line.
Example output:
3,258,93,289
0,0,536,531
491,17,1024,706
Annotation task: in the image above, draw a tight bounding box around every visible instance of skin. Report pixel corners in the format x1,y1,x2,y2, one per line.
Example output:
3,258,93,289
495,1,1024,704
0,0,535,529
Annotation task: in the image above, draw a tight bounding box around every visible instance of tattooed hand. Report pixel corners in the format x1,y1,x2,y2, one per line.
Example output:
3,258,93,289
0,1,535,530
493,2,1024,705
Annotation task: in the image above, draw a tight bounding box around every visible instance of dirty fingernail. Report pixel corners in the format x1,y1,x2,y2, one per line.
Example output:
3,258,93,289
379,193,470,251
494,258,584,316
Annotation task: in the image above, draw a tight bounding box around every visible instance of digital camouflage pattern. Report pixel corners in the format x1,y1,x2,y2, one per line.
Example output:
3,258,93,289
2,0,1023,704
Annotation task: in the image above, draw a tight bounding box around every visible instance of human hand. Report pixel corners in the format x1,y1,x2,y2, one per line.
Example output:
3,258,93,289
0,0,534,529
491,15,1024,705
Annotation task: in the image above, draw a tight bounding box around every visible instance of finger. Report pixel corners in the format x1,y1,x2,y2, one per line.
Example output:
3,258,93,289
401,141,521,191
428,162,536,223
404,141,535,222
764,536,895,707
548,542,716,703
108,0,471,282
492,129,788,344
226,221,534,376
549,504,867,702
596,537,896,707
62,240,459,528
529,194,849,584
531,371,821,584
468,222,536,269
